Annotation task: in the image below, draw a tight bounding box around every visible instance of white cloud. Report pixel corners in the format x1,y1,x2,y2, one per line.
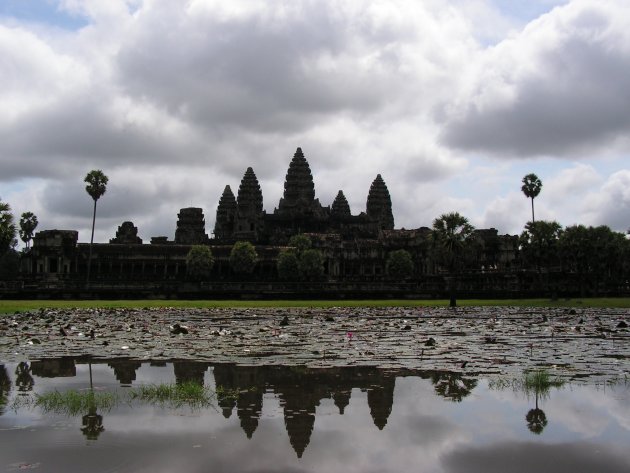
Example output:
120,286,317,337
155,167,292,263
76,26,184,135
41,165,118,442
0,0,629,242
581,169,630,231
441,0,630,158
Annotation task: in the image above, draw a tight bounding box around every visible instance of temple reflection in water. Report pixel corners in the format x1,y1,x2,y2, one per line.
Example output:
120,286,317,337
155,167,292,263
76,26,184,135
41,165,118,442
1,358,478,457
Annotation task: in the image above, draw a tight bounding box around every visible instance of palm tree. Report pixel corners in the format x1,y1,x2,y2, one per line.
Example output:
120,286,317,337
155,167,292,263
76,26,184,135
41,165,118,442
19,212,38,250
432,212,475,307
84,170,108,285
521,173,543,223
0,199,17,256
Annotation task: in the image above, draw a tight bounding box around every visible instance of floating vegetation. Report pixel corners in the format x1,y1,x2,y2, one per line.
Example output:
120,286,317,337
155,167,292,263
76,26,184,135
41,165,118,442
12,382,240,415
489,369,565,399
129,382,218,409
522,369,564,397
13,390,119,416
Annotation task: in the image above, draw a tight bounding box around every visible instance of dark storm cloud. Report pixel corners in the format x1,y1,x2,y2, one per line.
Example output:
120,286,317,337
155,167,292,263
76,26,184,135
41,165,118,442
0,94,207,181
443,441,630,473
441,2,630,157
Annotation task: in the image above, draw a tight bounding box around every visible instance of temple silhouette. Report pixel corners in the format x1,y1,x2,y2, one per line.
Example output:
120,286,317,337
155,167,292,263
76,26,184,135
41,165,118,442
15,147,530,298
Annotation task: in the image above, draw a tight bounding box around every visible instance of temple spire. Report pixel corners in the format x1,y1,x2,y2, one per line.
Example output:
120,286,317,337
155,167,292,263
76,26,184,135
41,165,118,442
331,190,351,217
366,174,394,230
214,185,237,240
279,147,315,209
235,167,264,240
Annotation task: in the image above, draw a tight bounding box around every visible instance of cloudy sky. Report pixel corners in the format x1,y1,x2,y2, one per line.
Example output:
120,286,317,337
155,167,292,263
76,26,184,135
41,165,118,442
1,0,629,244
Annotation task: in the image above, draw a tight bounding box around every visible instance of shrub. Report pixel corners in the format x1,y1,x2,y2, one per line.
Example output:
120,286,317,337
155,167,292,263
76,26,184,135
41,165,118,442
299,249,325,281
230,241,258,275
186,245,214,280
386,249,414,280
277,250,300,280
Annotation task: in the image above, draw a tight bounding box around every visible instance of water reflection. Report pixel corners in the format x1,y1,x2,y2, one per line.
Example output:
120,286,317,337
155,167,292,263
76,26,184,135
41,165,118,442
0,358,628,473
211,364,400,453
0,365,9,415
15,362,34,393
108,359,142,386
1,358,480,456
430,372,478,402
81,362,104,441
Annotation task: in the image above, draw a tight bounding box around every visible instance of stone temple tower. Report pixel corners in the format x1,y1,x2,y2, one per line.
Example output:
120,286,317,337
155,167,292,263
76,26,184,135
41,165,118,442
174,207,209,244
277,147,320,215
366,174,394,230
330,190,351,218
235,167,264,241
214,185,237,240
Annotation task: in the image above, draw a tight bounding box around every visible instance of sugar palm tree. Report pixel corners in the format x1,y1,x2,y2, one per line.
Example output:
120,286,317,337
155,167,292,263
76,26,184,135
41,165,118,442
84,170,108,284
19,212,38,250
521,173,543,223
432,212,475,307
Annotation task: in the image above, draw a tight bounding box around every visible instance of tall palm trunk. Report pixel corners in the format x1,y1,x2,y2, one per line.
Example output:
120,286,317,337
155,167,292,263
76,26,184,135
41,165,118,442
86,199,97,285
531,197,536,223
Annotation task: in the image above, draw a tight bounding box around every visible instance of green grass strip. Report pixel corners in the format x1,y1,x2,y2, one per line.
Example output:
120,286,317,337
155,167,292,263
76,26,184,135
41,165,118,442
2,297,630,313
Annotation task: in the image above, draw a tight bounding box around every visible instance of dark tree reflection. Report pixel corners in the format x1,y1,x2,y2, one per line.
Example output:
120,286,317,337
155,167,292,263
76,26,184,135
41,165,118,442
0,364,10,415
431,372,477,402
81,361,104,441
526,390,548,435
15,362,34,393
81,406,104,440
526,407,548,434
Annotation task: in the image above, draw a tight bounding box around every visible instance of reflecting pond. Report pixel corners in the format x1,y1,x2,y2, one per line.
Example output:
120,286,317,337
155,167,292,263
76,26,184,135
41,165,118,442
1,359,629,473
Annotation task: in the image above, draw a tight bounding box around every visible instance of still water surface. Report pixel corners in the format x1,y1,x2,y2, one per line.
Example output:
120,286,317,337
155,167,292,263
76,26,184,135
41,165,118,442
1,359,629,473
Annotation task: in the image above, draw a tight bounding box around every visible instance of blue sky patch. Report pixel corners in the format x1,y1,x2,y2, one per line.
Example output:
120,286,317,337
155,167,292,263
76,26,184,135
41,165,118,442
0,0,88,30
490,0,569,24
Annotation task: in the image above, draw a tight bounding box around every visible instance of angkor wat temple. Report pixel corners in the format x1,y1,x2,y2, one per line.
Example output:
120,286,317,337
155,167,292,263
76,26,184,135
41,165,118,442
7,147,569,299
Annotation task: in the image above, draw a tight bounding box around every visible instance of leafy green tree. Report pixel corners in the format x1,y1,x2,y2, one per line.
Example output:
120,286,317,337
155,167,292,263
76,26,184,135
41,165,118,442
229,241,258,275
386,249,414,280
186,245,215,280
432,212,475,307
19,211,38,250
84,170,109,284
0,199,17,256
559,225,627,296
288,234,312,253
277,250,300,280
298,248,325,281
521,173,543,223
277,235,325,281
519,220,562,270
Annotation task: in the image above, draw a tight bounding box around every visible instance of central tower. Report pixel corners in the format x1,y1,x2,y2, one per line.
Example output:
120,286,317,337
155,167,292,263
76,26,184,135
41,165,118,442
277,147,316,212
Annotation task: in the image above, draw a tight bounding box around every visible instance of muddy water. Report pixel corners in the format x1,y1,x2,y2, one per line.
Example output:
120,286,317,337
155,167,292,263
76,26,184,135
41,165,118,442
1,359,628,473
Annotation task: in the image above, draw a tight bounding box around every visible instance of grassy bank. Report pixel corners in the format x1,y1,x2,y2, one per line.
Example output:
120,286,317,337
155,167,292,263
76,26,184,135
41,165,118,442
1,298,630,313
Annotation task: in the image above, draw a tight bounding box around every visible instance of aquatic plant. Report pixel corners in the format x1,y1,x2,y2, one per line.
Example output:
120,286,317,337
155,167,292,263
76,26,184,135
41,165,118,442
488,369,564,396
128,382,240,410
522,369,564,399
12,389,119,416
12,382,240,414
